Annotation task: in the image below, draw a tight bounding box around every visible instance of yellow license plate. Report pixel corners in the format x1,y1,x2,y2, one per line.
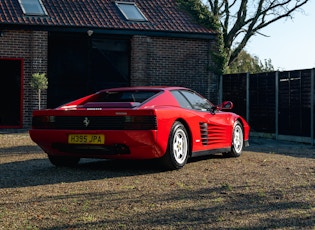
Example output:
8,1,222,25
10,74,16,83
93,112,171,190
68,134,105,144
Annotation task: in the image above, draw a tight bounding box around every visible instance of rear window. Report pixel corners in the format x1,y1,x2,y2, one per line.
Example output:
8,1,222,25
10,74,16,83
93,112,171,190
90,90,160,103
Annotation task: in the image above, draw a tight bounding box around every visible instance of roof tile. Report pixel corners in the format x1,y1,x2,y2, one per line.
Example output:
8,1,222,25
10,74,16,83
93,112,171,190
0,0,215,35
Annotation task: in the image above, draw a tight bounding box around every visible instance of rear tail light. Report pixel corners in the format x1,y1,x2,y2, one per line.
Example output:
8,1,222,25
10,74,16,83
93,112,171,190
124,116,157,130
32,116,56,129
32,115,157,130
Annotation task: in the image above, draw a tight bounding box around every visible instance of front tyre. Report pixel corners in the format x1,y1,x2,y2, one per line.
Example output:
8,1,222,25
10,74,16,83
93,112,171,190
48,155,80,167
160,121,189,170
224,121,244,157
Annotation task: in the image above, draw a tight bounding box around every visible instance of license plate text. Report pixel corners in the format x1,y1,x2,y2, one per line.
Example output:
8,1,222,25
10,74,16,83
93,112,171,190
68,134,105,144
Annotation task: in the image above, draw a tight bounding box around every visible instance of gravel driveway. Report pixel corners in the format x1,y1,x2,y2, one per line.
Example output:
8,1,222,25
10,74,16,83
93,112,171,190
0,131,314,229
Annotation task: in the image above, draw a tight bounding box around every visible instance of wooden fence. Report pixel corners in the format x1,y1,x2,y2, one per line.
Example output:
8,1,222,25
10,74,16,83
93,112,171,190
221,69,315,145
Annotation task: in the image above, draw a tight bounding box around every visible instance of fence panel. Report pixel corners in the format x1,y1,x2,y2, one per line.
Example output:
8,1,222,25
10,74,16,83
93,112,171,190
222,73,247,119
249,73,276,133
301,70,313,137
278,70,312,136
223,69,314,144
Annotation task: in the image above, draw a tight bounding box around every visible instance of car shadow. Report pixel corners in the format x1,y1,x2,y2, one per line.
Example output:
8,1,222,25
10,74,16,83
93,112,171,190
0,156,166,189
1,136,313,189
0,145,43,155
0,148,229,189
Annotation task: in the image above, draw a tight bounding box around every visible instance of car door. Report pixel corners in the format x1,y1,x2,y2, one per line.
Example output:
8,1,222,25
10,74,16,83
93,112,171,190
172,90,232,150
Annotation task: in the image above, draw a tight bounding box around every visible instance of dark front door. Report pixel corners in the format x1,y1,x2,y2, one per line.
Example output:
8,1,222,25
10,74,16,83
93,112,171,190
0,59,23,128
48,32,130,108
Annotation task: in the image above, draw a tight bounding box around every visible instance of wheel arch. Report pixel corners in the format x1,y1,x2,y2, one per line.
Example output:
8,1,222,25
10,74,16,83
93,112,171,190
174,118,193,157
235,118,245,139
235,117,244,127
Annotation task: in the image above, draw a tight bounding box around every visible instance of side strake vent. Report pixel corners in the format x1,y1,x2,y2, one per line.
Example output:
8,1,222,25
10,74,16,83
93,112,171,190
199,122,208,145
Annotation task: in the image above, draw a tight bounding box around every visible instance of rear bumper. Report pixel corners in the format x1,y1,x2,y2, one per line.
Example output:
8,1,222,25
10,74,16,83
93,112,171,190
29,129,163,159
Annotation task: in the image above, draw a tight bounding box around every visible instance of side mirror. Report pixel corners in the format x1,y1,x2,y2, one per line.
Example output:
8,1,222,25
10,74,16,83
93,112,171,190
219,101,234,110
209,101,233,114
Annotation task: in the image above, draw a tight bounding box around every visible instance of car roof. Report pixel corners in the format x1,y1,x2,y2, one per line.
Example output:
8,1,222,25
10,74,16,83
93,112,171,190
98,86,189,92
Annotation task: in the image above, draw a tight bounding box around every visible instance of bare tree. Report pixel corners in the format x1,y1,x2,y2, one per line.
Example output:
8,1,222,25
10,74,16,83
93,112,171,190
206,0,309,66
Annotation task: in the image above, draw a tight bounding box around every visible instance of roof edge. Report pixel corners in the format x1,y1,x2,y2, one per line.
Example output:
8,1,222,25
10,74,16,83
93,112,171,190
0,24,217,40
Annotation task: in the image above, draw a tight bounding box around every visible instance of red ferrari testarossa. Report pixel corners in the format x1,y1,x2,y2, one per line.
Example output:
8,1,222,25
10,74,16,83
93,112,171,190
29,86,250,170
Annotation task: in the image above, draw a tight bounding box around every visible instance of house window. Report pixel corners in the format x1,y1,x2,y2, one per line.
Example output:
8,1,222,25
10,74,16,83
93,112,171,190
19,0,47,16
115,2,147,21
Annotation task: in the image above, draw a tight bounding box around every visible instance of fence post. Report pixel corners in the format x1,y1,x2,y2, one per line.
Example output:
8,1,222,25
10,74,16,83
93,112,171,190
275,71,279,140
219,75,223,103
311,68,314,145
246,72,250,122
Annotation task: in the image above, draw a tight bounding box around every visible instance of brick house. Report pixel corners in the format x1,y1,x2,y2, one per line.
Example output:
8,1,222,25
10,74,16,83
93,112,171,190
0,0,218,129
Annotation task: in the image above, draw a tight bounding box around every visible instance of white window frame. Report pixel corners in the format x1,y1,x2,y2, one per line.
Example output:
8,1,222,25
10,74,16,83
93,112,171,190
115,1,147,21
19,0,48,16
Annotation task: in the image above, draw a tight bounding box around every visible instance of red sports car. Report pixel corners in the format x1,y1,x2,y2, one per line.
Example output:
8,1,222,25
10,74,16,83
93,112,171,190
29,86,250,170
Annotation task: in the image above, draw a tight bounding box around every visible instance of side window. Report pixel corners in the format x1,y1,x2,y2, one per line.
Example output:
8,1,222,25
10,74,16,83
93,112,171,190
171,90,192,109
180,90,212,111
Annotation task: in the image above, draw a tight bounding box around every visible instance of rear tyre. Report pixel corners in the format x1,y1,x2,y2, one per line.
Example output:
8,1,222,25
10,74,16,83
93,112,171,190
48,155,80,167
223,121,244,157
160,121,189,170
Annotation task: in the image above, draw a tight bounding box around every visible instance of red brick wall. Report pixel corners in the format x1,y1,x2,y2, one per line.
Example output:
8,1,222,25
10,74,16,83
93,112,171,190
131,35,219,101
0,30,48,128
0,32,217,128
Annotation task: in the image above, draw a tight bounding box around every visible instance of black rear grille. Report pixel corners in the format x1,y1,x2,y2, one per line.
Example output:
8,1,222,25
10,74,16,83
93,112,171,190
56,116,124,129
33,116,157,130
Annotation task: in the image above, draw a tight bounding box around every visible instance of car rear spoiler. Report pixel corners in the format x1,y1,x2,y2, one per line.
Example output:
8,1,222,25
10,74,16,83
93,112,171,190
83,102,141,108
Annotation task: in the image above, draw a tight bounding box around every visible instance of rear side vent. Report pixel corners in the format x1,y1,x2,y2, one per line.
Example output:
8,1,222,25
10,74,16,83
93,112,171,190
199,122,208,145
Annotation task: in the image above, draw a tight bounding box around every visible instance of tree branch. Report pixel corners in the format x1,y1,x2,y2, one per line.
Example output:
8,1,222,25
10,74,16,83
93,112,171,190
219,0,309,65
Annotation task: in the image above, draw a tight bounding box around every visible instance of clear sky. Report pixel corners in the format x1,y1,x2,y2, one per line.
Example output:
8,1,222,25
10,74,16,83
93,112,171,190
245,0,315,71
